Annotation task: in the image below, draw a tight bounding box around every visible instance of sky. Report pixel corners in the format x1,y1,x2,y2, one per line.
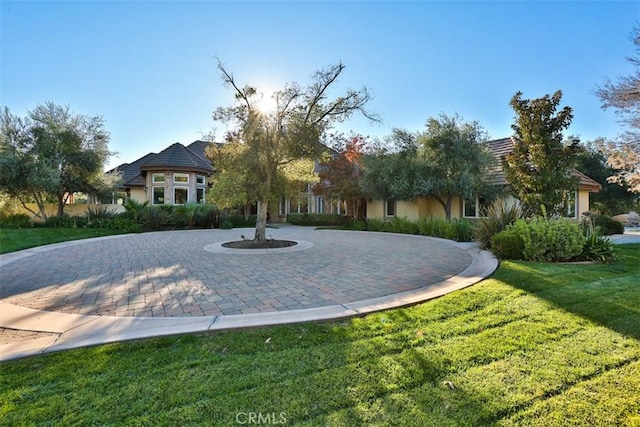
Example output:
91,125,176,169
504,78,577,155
1,1,638,170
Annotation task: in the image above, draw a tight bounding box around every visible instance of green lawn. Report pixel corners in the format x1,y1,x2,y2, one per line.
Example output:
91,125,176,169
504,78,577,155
0,245,638,426
0,228,127,254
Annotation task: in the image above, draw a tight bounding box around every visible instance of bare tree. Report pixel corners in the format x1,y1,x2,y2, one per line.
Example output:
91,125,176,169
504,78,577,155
595,24,640,193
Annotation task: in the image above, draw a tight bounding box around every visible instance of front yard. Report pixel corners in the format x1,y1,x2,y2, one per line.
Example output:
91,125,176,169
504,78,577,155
1,242,638,425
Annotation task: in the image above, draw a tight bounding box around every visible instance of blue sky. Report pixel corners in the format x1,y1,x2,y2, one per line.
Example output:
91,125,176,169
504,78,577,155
2,1,638,169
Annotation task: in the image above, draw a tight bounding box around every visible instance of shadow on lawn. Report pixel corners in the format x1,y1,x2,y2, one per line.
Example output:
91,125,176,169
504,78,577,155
495,244,640,341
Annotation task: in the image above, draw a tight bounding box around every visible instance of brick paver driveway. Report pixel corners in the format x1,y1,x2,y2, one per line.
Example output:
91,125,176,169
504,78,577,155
0,227,471,317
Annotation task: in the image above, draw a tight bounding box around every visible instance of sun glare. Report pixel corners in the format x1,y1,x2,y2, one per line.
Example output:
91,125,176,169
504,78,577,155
256,91,278,114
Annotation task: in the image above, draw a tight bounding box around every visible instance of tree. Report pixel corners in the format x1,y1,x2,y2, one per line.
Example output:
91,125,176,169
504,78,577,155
414,114,495,219
595,24,640,193
361,114,495,219
503,91,578,216
211,60,377,241
313,134,367,218
0,102,113,219
574,138,638,215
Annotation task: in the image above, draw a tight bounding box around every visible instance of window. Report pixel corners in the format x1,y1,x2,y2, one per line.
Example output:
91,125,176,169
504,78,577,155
174,187,188,204
463,196,488,218
173,173,189,184
196,175,205,185
299,194,309,214
152,187,164,205
563,191,577,218
196,188,205,204
316,196,324,213
152,173,164,183
385,199,396,217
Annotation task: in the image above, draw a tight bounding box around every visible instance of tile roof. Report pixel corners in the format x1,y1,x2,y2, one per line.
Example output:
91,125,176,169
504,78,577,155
140,142,213,173
485,137,602,191
186,140,215,162
112,141,214,189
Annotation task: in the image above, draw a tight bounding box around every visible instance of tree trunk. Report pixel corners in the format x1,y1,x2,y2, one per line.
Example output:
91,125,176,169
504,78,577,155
434,195,452,220
57,193,66,217
18,194,47,220
254,198,269,241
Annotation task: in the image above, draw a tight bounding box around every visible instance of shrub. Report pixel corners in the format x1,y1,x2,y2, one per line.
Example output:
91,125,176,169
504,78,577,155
578,217,616,263
85,206,117,226
225,215,257,228
174,203,199,228
347,219,367,231
491,227,525,260
416,217,474,242
0,213,34,229
593,214,624,235
510,217,585,262
43,215,88,228
122,199,149,222
219,218,234,229
193,205,220,228
361,217,474,242
388,217,419,234
140,207,172,230
286,213,349,226
93,217,144,233
474,200,522,249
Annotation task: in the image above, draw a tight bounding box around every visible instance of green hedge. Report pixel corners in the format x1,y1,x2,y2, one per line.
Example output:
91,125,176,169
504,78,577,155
0,213,34,229
37,204,221,232
287,213,349,226
363,217,474,242
224,215,258,228
593,214,625,235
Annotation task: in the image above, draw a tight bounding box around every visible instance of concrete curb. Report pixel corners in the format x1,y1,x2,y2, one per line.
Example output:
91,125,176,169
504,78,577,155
0,238,497,362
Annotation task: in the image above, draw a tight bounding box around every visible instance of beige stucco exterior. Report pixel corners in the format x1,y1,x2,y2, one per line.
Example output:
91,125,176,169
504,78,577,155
577,189,590,218
367,190,594,221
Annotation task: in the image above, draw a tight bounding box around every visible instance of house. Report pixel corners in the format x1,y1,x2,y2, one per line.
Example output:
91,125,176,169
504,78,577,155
112,140,348,219
112,141,214,205
366,137,602,221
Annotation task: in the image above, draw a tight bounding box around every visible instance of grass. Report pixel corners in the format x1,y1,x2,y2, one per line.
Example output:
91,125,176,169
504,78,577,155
0,243,638,426
0,228,127,254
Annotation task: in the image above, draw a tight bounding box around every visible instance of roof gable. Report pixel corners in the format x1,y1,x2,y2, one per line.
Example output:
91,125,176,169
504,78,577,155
485,137,602,192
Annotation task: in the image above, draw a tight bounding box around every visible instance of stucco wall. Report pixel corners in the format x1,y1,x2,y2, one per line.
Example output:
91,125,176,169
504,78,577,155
367,197,450,220
14,203,125,221
129,188,147,204
367,200,384,219
577,190,591,217
366,192,593,221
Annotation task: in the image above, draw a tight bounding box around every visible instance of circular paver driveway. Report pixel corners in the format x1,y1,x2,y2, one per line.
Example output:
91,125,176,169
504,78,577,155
0,227,472,317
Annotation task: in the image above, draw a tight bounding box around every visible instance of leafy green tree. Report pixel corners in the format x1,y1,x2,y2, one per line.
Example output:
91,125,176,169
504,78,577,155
361,115,495,219
0,103,113,219
595,24,640,193
414,114,495,219
211,60,377,240
574,138,638,215
503,91,578,216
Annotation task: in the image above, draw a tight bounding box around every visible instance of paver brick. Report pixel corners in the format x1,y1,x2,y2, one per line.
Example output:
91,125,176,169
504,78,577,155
0,228,471,318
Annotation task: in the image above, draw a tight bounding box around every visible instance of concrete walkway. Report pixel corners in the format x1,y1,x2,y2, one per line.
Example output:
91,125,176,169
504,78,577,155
0,227,499,361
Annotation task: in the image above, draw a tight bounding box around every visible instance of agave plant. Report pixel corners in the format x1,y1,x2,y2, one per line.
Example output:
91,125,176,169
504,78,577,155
474,199,522,249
